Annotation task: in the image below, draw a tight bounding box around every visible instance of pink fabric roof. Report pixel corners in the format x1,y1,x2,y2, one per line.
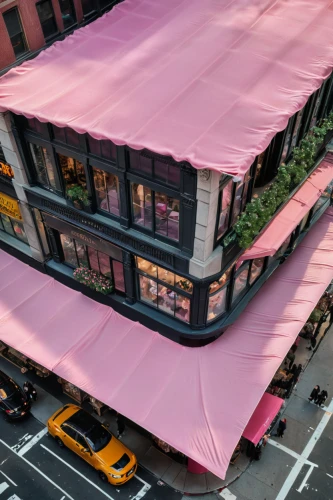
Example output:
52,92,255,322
1,1,333,177
242,393,283,446
1,208,333,478
240,153,333,261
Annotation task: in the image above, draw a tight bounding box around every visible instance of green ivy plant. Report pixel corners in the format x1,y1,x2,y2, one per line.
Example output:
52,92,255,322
234,112,333,248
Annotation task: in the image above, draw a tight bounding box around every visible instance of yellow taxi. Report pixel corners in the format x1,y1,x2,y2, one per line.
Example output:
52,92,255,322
47,404,137,485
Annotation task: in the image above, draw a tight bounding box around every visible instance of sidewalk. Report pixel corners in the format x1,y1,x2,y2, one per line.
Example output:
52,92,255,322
0,354,246,495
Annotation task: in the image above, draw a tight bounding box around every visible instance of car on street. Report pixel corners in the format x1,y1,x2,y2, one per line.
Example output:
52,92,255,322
0,370,30,420
47,404,137,485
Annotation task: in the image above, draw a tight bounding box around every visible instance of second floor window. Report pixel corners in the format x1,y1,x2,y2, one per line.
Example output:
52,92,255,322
29,143,58,191
3,8,27,58
36,0,58,40
93,167,119,216
58,153,86,189
59,0,76,29
131,183,180,242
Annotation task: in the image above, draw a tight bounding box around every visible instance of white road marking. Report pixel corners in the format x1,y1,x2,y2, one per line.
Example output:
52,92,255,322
0,470,17,486
275,398,333,500
60,497,66,500
0,482,9,494
12,433,32,453
268,439,317,466
0,439,74,500
18,428,48,456
327,473,333,479
296,464,315,493
219,488,237,499
7,496,22,500
40,444,115,500
133,474,151,499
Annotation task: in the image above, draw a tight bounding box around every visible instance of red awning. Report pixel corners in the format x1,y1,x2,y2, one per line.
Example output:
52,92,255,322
0,208,333,479
1,0,333,178
242,393,283,446
240,153,333,262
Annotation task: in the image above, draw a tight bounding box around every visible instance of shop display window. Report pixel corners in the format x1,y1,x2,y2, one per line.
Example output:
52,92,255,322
58,153,86,189
232,262,250,304
136,257,192,323
60,233,125,292
249,258,264,285
93,168,119,216
207,266,233,322
0,214,28,244
29,143,58,191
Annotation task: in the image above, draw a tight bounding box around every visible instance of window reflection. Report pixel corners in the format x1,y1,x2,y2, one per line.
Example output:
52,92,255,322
217,179,233,240
93,168,119,217
0,214,28,244
232,262,250,303
58,153,86,189
207,266,233,322
155,192,179,241
249,258,264,285
30,143,57,191
131,184,152,229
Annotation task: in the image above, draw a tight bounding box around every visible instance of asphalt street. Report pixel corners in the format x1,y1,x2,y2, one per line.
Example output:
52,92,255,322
0,410,183,500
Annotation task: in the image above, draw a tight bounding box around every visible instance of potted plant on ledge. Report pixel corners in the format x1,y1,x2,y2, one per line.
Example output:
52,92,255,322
73,266,114,295
66,185,91,211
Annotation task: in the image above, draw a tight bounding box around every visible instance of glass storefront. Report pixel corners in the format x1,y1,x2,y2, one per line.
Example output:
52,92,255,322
0,192,28,244
136,257,192,323
207,266,232,322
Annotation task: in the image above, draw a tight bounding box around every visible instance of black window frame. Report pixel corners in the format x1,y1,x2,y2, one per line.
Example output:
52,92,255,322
135,257,192,324
27,138,62,194
36,0,58,41
59,232,125,294
3,7,28,59
129,177,181,246
128,149,181,189
58,0,77,30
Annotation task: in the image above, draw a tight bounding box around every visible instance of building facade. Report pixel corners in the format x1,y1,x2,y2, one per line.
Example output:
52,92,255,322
1,67,332,345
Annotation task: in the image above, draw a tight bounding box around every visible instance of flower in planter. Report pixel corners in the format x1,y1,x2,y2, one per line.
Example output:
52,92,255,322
73,266,114,295
66,185,90,207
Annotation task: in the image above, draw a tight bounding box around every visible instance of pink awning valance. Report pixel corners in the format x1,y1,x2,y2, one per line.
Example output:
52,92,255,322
240,154,333,262
243,393,283,446
0,208,333,479
1,0,333,178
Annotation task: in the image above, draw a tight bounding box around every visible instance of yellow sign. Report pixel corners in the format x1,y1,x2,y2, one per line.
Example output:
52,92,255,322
0,192,22,220
0,161,14,179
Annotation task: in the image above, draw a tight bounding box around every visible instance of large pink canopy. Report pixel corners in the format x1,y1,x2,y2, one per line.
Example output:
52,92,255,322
242,393,283,446
240,153,333,261
1,208,333,478
1,1,333,177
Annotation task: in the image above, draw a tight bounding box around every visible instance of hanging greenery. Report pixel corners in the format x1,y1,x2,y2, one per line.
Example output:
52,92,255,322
234,112,333,248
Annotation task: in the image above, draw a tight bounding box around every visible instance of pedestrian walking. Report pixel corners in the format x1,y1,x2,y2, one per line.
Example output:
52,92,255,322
308,385,320,402
276,418,287,438
23,381,37,401
316,390,328,407
307,334,317,351
116,413,126,439
286,349,296,370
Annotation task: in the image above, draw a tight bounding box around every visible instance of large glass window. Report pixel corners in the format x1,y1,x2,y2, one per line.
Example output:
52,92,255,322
216,178,233,240
60,233,125,293
0,213,28,244
128,149,181,188
29,143,58,191
59,0,77,29
58,153,86,190
3,8,27,58
136,257,192,323
131,183,180,242
207,267,233,322
36,0,58,40
232,262,250,304
93,168,119,217
248,258,264,285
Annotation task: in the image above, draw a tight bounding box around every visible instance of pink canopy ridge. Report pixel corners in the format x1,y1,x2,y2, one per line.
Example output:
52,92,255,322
1,208,333,478
242,393,283,446
1,0,333,178
240,153,333,262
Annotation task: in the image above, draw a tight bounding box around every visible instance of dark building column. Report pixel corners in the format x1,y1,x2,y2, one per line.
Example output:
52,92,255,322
117,147,130,229
123,250,136,304
45,227,62,262
190,282,210,329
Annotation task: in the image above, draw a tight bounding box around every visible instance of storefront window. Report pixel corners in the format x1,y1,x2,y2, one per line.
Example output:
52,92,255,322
29,143,58,191
0,214,28,244
93,168,119,216
155,193,179,241
58,153,86,189
60,233,125,293
249,258,264,285
232,262,250,304
136,257,192,323
207,266,233,322
216,178,233,240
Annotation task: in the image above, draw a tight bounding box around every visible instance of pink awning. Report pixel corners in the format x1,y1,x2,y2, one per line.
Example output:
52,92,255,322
1,1,333,178
240,153,333,261
242,393,283,446
1,208,333,479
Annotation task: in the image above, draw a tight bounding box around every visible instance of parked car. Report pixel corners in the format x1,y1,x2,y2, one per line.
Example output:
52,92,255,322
0,370,30,420
47,404,137,485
